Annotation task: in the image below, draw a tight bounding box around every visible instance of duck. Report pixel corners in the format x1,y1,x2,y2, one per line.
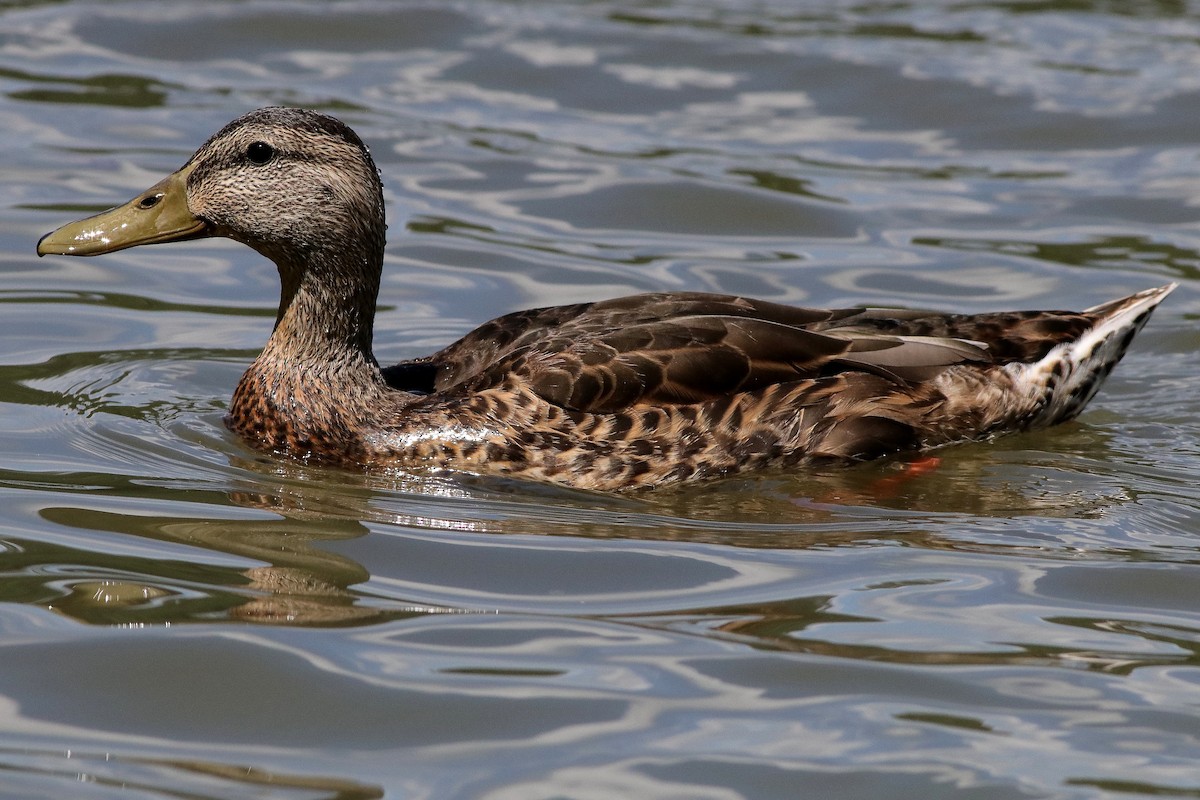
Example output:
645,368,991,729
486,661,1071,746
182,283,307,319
37,107,1175,491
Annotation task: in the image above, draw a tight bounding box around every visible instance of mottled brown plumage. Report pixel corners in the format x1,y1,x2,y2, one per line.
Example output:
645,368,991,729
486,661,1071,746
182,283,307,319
37,108,1175,490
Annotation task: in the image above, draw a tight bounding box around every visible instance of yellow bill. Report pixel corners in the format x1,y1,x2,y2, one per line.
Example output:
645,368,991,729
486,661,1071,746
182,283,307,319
37,163,208,257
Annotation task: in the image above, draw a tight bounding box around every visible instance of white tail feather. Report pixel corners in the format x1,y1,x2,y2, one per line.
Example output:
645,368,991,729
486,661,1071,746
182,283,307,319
1006,283,1176,428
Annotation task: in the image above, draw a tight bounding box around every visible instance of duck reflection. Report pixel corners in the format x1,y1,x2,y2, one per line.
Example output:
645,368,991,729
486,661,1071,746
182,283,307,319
31,503,395,626
19,419,1131,628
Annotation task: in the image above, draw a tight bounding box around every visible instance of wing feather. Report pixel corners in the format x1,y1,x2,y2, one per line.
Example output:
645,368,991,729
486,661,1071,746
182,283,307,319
388,292,1002,413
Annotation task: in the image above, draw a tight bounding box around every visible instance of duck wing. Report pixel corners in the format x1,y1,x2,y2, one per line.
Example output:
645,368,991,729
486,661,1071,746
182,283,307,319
387,292,994,411
380,302,591,393
520,315,849,412
386,293,833,393
812,307,1097,364
500,313,991,413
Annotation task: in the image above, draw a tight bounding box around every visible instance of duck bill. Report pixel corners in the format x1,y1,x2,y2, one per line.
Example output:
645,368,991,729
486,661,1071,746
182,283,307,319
37,164,209,257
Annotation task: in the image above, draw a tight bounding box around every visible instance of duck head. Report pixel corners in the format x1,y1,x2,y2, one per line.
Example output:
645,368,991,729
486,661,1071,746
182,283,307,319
38,108,389,351
38,106,387,276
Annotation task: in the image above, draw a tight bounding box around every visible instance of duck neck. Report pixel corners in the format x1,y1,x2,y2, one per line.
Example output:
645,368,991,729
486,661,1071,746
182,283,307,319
264,242,383,379
228,241,391,459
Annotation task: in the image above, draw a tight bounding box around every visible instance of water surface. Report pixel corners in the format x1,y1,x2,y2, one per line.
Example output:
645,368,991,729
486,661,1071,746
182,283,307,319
2,1,1200,798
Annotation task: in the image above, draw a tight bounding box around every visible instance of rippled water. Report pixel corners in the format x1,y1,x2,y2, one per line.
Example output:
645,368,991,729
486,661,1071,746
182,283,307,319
3,1,1200,798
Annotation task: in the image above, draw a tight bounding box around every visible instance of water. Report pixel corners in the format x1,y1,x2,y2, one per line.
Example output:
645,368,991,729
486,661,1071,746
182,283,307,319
2,1,1199,797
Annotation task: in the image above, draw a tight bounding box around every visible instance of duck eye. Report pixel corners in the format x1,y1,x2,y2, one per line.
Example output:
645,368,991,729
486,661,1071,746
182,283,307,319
246,141,274,165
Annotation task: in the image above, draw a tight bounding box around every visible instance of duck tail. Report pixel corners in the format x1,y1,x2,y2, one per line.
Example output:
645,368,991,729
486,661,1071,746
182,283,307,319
1012,283,1177,429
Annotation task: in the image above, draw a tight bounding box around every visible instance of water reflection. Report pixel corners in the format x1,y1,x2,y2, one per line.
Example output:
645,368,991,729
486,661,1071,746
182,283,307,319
24,504,393,626
7,70,171,108
0,746,384,800
915,233,1197,284
4,427,1187,639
